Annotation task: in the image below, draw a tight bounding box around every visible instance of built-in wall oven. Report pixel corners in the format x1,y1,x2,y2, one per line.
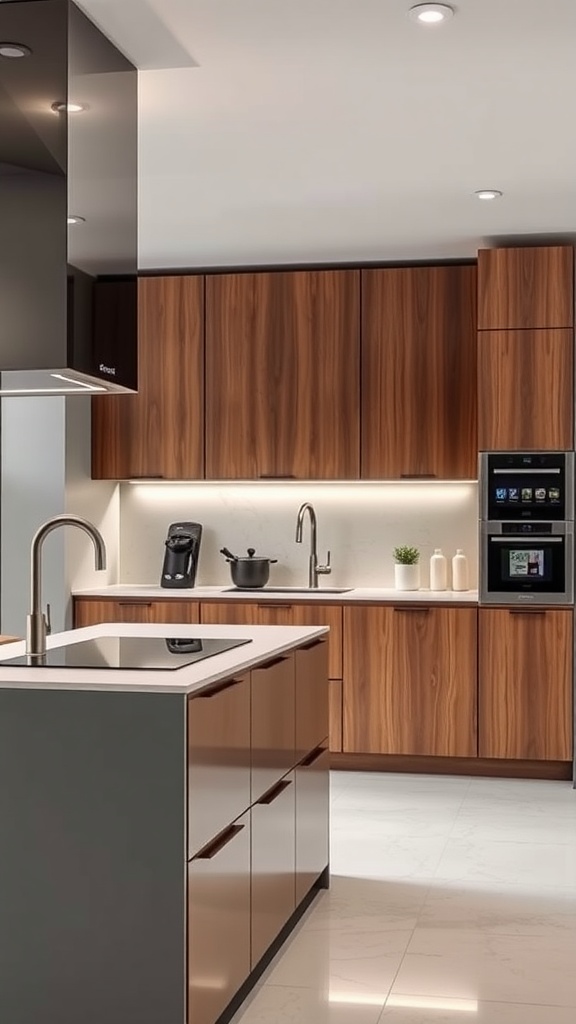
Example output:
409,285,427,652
480,452,575,606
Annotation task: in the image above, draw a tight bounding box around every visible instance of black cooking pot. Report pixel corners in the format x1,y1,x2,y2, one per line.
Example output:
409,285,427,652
220,547,278,588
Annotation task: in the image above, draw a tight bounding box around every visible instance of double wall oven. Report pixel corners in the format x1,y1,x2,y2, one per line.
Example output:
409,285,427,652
480,452,574,606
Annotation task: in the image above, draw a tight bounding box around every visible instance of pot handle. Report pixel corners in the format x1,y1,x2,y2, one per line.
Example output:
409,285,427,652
220,547,237,561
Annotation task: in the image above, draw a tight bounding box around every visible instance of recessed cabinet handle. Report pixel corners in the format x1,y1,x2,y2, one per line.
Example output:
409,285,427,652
509,609,546,616
119,601,152,607
128,475,165,480
258,474,296,480
257,603,292,609
194,823,245,860
256,655,291,670
195,677,242,698
257,779,292,805
400,473,437,479
300,745,327,767
393,606,430,613
299,639,325,651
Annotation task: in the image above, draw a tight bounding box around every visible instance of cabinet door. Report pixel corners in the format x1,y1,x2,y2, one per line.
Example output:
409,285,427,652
343,606,477,756
295,639,329,762
478,329,574,451
251,774,296,968
73,598,199,627
478,246,574,330
361,265,477,479
188,813,251,1024
295,745,329,904
188,674,251,856
205,270,360,479
251,655,295,802
479,609,573,761
92,276,204,480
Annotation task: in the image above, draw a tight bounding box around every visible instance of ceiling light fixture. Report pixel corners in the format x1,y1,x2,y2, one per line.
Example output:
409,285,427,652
51,101,86,113
474,189,503,200
67,215,86,225
0,42,32,58
409,4,455,24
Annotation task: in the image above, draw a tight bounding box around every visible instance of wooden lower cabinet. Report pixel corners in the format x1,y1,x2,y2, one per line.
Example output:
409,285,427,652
188,814,251,1024
251,773,296,969
295,744,329,904
343,605,477,756
479,608,573,761
73,598,199,626
329,679,343,752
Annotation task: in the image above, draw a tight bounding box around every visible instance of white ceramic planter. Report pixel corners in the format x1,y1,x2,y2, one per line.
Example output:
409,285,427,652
394,563,420,591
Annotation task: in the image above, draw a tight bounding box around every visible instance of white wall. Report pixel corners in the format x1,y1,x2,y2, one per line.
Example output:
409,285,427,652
117,481,479,589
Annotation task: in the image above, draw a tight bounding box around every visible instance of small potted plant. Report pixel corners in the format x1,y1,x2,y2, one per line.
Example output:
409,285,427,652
393,545,421,591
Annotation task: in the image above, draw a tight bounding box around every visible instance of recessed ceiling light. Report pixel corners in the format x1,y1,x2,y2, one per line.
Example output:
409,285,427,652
51,101,86,114
474,189,503,200
409,4,455,24
67,215,86,225
0,42,32,58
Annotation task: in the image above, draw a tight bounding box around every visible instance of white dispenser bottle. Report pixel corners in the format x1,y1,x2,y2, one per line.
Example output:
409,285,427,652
430,548,447,591
452,549,469,592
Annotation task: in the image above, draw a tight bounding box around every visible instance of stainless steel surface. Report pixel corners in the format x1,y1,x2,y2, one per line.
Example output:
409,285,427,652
295,502,332,588
188,812,251,1024
251,656,295,803
188,674,251,856
295,746,330,904
480,519,574,606
480,451,574,521
224,586,352,594
26,515,106,658
251,773,296,968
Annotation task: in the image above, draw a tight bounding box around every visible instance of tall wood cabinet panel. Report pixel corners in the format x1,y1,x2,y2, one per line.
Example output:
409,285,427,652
92,276,205,479
478,246,574,330
479,608,573,761
361,264,477,479
477,329,574,450
343,605,477,756
205,270,360,479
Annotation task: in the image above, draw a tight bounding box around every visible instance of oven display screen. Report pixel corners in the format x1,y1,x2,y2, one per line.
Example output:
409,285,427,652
508,549,545,578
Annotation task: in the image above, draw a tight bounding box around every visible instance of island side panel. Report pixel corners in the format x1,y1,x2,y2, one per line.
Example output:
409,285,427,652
0,688,187,1024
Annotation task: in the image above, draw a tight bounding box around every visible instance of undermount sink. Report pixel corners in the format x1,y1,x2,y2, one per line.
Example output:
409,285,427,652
225,586,353,594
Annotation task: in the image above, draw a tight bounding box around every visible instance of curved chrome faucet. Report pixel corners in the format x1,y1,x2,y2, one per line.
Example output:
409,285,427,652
295,502,331,589
26,514,107,658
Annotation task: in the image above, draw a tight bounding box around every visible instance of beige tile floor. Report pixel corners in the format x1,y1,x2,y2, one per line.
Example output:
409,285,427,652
230,770,576,1024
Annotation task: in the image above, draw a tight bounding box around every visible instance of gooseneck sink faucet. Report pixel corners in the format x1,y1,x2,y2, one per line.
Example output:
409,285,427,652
295,502,331,589
26,514,107,659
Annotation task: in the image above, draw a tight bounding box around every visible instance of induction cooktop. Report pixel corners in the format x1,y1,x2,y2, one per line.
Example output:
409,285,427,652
1,636,252,671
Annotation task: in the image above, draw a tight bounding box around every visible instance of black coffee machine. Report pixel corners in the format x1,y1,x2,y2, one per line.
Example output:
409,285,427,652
160,522,202,588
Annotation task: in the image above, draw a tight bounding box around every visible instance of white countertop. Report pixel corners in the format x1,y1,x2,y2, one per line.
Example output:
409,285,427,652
0,622,327,694
74,584,479,604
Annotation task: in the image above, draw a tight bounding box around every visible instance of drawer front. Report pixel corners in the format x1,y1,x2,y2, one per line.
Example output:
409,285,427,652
74,599,199,627
188,674,251,856
251,655,295,802
295,744,330,904
295,639,329,761
251,774,296,969
188,813,251,1024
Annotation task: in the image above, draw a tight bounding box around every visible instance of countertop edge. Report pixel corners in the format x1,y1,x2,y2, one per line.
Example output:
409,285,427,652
73,584,480,605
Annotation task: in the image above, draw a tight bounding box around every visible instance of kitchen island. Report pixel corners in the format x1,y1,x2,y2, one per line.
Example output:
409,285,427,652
0,622,330,1024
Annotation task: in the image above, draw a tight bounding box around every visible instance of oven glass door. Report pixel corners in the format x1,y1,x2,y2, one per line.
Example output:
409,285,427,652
486,534,567,595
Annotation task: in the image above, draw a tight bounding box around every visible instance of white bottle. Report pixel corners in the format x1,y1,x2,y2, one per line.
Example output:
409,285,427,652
452,549,469,592
430,548,447,591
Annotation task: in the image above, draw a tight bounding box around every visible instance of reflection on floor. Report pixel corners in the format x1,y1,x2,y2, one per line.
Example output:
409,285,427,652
230,770,576,1024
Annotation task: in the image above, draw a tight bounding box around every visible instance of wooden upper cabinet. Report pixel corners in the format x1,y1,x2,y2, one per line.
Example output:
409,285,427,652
361,264,477,479
343,605,477,757
479,608,573,761
478,246,574,330
478,329,574,450
205,270,360,479
92,276,205,479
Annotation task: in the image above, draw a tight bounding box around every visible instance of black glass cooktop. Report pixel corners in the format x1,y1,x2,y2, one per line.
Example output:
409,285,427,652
2,637,252,671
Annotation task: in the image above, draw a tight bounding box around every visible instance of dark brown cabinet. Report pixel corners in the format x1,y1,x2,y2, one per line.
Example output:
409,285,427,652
251,773,296,968
205,270,360,479
477,329,574,451
361,264,477,479
479,608,573,761
295,639,329,762
73,598,200,627
92,276,205,480
343,605,477,756
295,744,329,905
251,655,295,802
478,246,574,330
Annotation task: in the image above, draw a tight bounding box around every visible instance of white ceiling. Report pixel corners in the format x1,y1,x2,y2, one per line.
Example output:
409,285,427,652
79,0,576,269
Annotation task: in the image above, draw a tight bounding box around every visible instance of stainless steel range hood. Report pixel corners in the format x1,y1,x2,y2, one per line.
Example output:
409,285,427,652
0,0,137,395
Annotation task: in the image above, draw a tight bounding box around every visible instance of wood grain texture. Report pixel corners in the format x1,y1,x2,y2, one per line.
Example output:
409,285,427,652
361,264,477,479
478,328,574,450
479,608,573,761
478,246,574,330
199,601,343,679
343,605,477,756
205,270,360,479
330,754,572,780
329,679,343,752
92,276,205,479
73,598,199,627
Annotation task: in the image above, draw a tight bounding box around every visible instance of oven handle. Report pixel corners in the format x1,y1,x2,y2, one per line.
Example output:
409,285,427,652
488,536,564,543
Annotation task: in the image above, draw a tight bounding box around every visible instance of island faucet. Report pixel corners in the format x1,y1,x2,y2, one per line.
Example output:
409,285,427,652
26,514,107,658
295,502,331,589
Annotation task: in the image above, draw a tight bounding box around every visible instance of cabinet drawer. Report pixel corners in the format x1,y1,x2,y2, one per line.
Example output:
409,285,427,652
73,598,199,627
188,813,251,1024
251,655,295,802
295,639,329,761
188,674,251,856
251,773,296,968
295,745,329,904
